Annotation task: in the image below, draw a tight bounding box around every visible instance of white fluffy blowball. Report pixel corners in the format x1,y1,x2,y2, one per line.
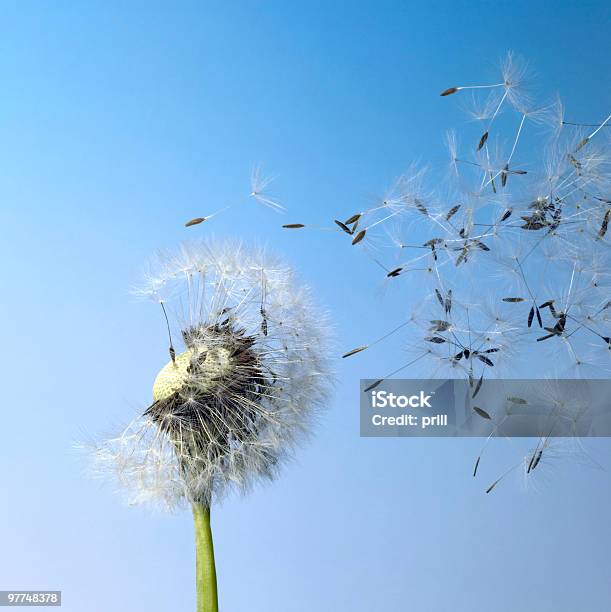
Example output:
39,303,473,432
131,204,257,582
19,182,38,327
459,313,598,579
92,240,334,510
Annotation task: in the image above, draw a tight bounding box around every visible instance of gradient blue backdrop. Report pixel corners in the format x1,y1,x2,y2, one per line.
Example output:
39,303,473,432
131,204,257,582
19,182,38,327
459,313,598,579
1,2,610,611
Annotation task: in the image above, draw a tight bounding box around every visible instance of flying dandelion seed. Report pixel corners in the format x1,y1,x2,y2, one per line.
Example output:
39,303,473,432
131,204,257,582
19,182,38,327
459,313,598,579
352,229,367,245
90,240,333,612
185,217,206,227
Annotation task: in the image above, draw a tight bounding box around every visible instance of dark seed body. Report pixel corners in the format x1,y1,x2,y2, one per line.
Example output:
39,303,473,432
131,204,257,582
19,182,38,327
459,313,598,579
426,336,446,344
473,406,491,419
185,217,206,227
335,220,353,234
537,333,556,342
507,397,527,404
486,479,500,494
531,451,543,471
440,87,459,96
477,131,489,151
364,379,383,392
598,209,610,238
478,355,494,367
501,164,509,187
446,205,461,220
352,230,366,245
342,346,368,358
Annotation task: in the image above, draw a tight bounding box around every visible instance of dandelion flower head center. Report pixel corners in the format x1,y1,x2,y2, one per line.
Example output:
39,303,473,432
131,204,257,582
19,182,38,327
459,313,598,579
152,331,236,402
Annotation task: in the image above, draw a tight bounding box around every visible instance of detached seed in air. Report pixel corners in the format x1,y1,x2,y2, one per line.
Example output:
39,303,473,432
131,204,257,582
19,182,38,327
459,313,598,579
345,213,361,225
342,346,368,359
477,131,489,151
185,217,206,227
440,87,459,96
352,230,366,245
473,406,491,420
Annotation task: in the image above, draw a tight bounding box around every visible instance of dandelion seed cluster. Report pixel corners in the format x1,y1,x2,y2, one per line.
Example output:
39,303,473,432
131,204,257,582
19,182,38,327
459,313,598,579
94,241,332,509
338,52,610,382
333,52,610,489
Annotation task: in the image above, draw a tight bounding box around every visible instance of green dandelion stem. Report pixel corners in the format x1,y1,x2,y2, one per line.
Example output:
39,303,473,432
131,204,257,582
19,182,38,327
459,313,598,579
192,504,218,612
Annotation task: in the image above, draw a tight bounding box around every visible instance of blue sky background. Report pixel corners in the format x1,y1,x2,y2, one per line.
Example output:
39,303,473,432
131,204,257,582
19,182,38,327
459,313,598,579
0,2,610,611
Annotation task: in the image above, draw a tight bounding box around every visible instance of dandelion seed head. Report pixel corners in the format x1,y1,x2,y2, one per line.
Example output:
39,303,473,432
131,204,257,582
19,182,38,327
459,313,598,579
93,239,333,510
